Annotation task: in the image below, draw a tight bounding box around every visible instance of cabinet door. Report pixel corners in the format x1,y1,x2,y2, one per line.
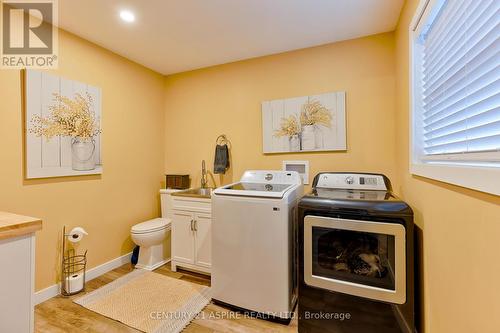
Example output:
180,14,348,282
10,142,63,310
172,211,195,264
0,235,34,333
194,213,211,268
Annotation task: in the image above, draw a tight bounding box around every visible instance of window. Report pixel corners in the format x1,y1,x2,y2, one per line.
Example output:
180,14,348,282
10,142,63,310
410,0,500,195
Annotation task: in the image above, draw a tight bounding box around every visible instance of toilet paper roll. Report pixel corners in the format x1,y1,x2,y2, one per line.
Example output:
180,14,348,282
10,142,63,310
65,273,84,294
67,227,88,243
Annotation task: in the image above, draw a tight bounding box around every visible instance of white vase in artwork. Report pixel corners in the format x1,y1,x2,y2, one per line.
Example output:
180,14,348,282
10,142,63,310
289,134,301,152
314,125,324,149
301,125,316,150
71,137,96,171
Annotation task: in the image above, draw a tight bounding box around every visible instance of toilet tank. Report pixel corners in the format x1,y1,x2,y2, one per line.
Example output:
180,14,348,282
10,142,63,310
160,189,182,219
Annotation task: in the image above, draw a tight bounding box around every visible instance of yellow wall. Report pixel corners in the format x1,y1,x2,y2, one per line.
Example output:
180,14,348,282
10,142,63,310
0,29,165,291
395,1,500,332
164,33,398,190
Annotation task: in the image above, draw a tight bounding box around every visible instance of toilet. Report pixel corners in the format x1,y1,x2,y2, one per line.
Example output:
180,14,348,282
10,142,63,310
130,189,179,270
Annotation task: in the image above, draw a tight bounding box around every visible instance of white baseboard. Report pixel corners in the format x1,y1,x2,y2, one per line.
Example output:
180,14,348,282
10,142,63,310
135,258,171,271
34,252,132,305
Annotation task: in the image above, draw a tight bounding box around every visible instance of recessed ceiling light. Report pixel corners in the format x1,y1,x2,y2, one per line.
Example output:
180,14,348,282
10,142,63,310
119,10,135,23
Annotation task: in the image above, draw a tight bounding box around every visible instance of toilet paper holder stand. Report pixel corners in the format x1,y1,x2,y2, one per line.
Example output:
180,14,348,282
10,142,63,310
61,226,87,296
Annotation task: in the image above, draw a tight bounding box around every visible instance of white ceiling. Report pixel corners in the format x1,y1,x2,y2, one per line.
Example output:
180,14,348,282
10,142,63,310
59,0,404,75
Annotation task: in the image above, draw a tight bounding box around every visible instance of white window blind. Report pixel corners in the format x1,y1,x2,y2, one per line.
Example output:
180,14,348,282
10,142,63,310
416,0,500,161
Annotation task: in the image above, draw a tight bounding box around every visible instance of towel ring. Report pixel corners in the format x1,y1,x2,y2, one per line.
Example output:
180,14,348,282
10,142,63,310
216,134,231,147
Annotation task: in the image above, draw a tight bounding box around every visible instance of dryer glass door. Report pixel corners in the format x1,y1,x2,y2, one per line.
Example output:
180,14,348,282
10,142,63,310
304,216,406,304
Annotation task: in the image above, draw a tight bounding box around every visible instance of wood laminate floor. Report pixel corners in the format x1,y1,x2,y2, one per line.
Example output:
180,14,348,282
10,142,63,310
35,263,298,333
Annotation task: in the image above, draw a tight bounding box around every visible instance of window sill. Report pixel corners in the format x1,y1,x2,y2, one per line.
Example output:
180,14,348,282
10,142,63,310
410,163,500,196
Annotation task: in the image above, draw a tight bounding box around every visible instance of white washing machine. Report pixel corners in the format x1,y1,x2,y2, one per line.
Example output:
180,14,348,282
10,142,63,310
212,170,304,322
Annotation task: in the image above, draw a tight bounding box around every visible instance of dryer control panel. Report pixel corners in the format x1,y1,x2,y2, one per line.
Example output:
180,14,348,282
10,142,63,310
315,173,388,191
241,170,302,184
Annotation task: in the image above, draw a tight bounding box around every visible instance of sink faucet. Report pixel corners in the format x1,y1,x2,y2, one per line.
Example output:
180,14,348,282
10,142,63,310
201,160,208,189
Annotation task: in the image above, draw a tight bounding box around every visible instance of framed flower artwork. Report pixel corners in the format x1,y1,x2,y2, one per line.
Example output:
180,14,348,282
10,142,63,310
262,91,346,153
24,69,102,179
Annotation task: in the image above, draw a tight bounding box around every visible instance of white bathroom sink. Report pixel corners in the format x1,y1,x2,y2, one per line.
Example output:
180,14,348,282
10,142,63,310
171,187,213,199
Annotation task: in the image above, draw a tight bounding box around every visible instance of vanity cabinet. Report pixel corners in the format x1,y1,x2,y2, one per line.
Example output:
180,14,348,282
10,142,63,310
171,196,211,274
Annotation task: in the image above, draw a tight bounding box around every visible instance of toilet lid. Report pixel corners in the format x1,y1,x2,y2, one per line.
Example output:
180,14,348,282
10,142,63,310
131,218,171,234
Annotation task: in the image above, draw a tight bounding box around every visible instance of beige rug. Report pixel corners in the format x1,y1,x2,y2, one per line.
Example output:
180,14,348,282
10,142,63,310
74,269,211,333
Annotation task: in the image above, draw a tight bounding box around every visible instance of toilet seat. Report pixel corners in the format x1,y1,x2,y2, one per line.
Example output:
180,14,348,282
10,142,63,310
131,218,171,234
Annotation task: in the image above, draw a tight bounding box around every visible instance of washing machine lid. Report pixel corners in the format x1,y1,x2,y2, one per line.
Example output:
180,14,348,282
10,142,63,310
131,218,171,233
214,170,301,198
214,182,294,198
239,170,302,185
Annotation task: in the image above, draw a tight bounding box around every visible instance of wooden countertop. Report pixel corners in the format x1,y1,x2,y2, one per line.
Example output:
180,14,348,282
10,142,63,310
0,212,42,241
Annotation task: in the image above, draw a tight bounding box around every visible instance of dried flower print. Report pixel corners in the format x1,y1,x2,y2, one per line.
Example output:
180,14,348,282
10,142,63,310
300,100,332,127
30,92,100,139
274,115,301,138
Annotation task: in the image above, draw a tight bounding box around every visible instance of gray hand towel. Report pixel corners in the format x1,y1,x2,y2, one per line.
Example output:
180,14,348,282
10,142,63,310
214,144,229,174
